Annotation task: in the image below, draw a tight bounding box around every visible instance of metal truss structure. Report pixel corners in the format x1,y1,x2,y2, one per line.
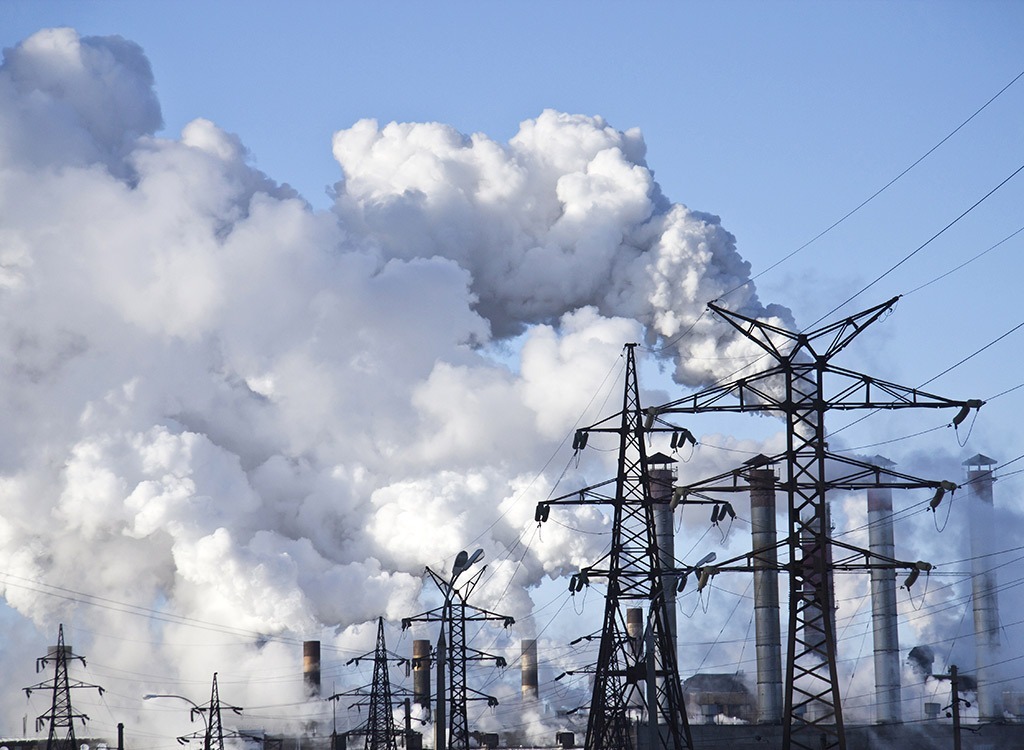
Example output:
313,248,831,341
25,624,104,750
536,343,693,750
175,673,248,750
403,558,513,750
650,297,982,750
330,617,411,750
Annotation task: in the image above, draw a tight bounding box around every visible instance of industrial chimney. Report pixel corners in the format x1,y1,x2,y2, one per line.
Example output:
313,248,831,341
867,456,901,724
413,639,432,709
747,456,782,724
648,452,678,648
966,453,1001,721
303,640,321,697
521,639,539,700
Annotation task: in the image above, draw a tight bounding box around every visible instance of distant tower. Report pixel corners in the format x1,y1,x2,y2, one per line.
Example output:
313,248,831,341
965,453,1001,721
867,456,901,724
747,455,782,725
304,641,322,697
24,624,104,750
412,639,432,710
365,618,399,750
521,640,539,701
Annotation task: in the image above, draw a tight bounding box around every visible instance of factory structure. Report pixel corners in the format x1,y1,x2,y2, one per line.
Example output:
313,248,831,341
9,300,1024,750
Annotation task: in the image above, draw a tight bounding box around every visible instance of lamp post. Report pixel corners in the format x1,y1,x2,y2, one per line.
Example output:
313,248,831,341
143,692,209,747
145,674,241,750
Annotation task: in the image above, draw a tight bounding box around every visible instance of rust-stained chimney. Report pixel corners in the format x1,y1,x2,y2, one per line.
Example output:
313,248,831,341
303,640,321,697
413,639,432,709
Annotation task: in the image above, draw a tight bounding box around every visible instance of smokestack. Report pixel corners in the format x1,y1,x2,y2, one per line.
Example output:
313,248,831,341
966,453,1001,721
521,639,539,700
413,639,432,709
747,456,782,724
867,456,901,724
648,452,678,651
303,640,321,697
626,607,644,650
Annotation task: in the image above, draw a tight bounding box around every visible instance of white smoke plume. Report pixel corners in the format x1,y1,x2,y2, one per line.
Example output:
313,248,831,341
0,27,798,739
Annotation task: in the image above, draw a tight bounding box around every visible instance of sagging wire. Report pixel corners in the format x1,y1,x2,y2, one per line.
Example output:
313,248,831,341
709,500,737,544
932,481,957,533
693,579,752,672
903,561,934,612
571,582,589,616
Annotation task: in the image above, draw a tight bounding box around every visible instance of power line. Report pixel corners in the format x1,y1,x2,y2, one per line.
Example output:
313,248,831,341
717,67,1024,303
812,160,1024,326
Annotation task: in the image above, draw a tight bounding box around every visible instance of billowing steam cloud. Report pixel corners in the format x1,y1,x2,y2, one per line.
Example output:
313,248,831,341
0,27,793,736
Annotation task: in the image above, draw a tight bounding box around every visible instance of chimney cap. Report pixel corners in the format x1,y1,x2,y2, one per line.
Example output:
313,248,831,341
871,454,896,468
647,452,677,466
743,453,774,468
963,453,997,467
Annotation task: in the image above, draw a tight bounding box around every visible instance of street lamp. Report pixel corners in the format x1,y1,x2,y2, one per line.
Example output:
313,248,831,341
143,691,209,746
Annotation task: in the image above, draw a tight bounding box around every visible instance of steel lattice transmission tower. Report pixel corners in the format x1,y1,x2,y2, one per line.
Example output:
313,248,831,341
537,343,693,750
402,551,513,750
24,624,104,750
177,673,244,750
366,618,398,750
330,618,408,750
651,297,982,750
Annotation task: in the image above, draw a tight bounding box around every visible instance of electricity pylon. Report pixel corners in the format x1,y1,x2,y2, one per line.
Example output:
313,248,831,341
402,551,513,750
177,673,244,750
650,296,982,750
24,624,104,750
536,343,693,750
330,617,411,750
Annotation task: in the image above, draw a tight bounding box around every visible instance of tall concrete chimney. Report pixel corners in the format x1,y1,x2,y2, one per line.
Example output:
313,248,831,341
966,453,1001,721
413,639,432,709
747,455,782,724
867,456,901,724
648,452,678,648
521,639,539,700
303,640,321,697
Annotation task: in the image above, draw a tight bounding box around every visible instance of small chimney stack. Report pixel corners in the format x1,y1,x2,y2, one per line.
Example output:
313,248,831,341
413,639,432,709
303,640,321,697
521,639,539,700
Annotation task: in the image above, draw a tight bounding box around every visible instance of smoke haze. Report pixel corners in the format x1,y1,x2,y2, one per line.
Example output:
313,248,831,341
4,25,1012,742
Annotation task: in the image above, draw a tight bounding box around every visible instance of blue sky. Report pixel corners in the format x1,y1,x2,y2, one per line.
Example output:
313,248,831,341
2,0,1024,735
6,1,1021,353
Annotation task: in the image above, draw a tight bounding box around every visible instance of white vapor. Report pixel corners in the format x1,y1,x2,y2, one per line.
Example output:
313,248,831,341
0,27,794,739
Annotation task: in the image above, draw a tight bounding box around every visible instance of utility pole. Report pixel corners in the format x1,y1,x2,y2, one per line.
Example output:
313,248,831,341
650,297,981,750
24,624,104,750
402,550,513,750
536,344,694,750
949,665,962,750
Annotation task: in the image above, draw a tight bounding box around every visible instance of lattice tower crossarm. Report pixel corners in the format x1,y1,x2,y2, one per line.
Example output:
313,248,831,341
650,297,983,750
